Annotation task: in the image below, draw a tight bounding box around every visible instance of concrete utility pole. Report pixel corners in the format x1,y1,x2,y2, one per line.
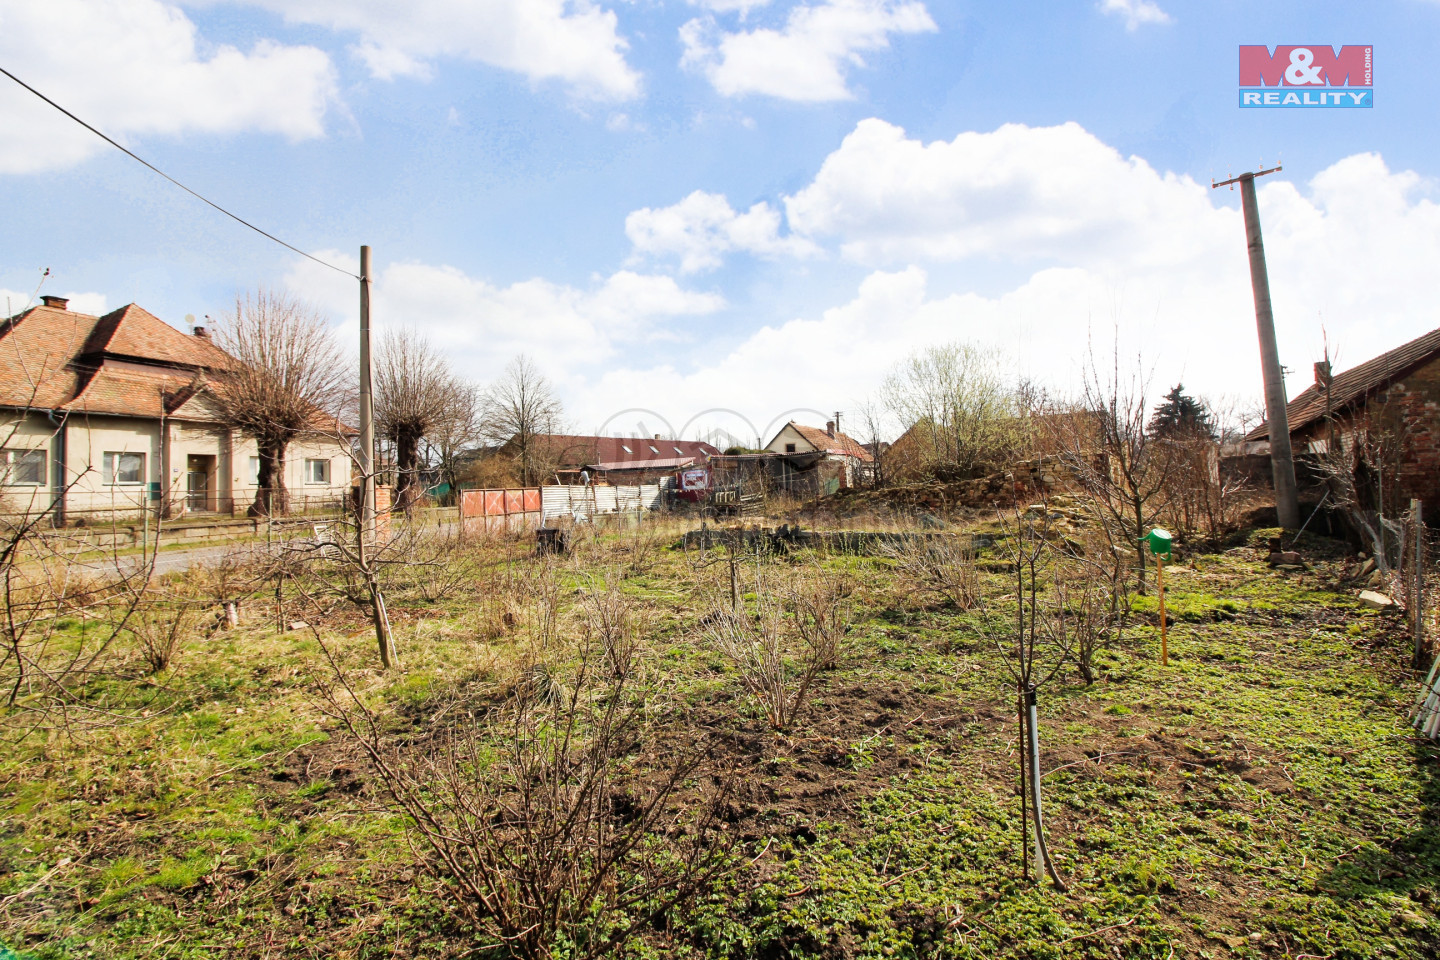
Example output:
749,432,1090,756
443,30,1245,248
358,244,377,544
1213,166,1300,528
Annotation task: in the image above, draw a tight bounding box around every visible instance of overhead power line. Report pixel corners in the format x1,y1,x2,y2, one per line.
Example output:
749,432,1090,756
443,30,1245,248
0,65,359,280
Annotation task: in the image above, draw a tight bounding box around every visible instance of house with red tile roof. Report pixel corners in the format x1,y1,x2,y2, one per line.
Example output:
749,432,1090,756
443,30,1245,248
763,420,873,489
492,433,721,485
0,296,354,521
1246,325,1440,510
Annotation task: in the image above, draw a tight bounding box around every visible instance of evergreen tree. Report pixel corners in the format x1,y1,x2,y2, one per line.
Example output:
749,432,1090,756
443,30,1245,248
1148,384,1216,439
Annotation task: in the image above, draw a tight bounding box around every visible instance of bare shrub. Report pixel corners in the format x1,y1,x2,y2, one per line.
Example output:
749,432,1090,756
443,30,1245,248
321,650,729,959
702,566,841,732
1159,436,1251,546
791,570,853,671
1045,339,1181,590
1052,539,1131,686
584,578,641,682
1,529,154,738
623,518,663,576
883,533,979,610
126,600,199,675
186,549,269,631
391,527,475,605
524,559,562,651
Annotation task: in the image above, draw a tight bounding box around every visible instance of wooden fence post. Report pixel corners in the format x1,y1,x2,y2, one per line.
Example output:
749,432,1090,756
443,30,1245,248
1414,499,1427,671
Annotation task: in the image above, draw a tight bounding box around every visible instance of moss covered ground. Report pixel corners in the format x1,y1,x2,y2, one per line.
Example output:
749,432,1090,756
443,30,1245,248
2,519,1437,958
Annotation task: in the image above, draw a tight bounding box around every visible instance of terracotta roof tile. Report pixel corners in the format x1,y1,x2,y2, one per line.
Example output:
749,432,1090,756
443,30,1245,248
0,305,98,409
65,367,201,418
1247,325,1440,441
87,304,232,370
0,301,233,422
787,422,874,461
522,435,720,469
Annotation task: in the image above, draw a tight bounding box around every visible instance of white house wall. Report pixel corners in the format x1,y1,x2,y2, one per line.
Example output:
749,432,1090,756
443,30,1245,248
1,409,353,521
0,411,64,517
765,424,812,455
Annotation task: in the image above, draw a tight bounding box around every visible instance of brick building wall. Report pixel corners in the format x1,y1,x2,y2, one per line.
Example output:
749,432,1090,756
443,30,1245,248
1294,352,1440,510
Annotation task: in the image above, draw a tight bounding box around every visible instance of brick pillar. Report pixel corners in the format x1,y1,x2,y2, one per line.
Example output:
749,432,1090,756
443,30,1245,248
375,484,392,539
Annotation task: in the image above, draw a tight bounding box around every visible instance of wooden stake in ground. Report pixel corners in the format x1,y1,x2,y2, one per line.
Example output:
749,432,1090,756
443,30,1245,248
1413,499,1427,671
1147,528,1172,666
1157,553,1167,666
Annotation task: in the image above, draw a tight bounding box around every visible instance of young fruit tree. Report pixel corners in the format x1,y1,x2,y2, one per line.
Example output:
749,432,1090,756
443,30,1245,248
1047,340,1178,590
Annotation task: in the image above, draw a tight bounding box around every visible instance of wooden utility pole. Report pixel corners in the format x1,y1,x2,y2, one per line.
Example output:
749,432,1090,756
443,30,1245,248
1214,166,1299,528
358,245,376,544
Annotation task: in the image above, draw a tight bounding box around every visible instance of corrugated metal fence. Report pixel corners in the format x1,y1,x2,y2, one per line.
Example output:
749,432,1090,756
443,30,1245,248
541,484,662,522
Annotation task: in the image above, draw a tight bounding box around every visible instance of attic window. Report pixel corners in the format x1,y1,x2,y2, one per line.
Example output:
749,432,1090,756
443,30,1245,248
621,445,632,454
785,443,796,453
673,446,684,455
649,445,659,454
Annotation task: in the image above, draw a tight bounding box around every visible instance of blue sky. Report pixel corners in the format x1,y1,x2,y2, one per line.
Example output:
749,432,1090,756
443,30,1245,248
2,0,1437,442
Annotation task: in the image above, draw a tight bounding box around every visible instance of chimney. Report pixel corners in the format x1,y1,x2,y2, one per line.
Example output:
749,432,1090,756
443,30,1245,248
1314,360,1331,388
193,325,211,340
40,295,68,310
825,421,835,437
654,434,661,441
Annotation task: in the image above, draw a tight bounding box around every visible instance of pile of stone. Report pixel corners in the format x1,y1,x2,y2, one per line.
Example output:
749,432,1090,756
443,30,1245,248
1342,553,1398,611
1023,496,1092,535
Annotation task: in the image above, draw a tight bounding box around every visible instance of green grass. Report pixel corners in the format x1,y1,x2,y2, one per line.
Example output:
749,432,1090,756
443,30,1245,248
1,521,1437,958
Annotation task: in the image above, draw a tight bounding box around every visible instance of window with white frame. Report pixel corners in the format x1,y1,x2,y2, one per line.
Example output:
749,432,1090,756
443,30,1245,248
0,448,45,485
103,451,145,484
305,458,330,484
248,457,261,484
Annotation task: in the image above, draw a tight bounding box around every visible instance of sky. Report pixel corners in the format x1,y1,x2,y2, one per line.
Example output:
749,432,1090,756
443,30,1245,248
1,0,1437,446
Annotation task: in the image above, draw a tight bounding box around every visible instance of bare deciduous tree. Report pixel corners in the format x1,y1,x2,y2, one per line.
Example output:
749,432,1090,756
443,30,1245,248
978,506,1078,891
852,397,890,489
214,290,348,517
375,328,461,511
882,342,1026,482
480,355,564,487
425,378,484,496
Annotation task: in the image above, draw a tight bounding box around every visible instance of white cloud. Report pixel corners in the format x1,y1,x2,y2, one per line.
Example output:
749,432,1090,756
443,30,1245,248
680,0,936,101
284,252,725,379
1,288,108,318
784,118,1229,268
284,121,1440,438
0,0,337,174
1098,0,1171,31
233,0,642,100
594,128,1440,430
625,190,821,272
688,0,773,17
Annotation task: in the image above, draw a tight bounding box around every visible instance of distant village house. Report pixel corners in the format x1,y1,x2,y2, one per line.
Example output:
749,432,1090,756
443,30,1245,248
763,420,873,490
